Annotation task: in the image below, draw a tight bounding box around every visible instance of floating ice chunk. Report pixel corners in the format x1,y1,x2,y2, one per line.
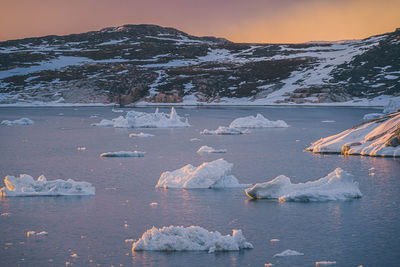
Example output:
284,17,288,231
316,261,337,265
245,168,362,201
306,113,400,157
197,145,227,154
91,119,114,127
129,132,154,138
155,159,244,189
112,109,124,113
1,212,11,216
100,151,145,157
77,146,86,151
321,120,336,123
383,99,400,114
190,138,201,142
273,249,304,257
201,126,250,135
132,225,253,253
0,174,95,196
149,202,158,207
1,118,34,126
93,107,190,128
27,231,48,237
362,113,384,121
270,239,280,242
229,114,289,128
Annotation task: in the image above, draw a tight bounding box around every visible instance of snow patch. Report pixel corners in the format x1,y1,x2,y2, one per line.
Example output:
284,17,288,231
245,168,362,201
132,225,253,253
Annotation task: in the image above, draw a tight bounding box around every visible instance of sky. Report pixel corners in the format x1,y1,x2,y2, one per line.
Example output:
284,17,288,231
1,0,399,43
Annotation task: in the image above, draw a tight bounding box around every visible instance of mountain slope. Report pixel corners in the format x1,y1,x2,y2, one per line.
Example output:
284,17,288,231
0,25,399,106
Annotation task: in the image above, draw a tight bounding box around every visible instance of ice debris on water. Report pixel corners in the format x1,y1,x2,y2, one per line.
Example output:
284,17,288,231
1,118,34,126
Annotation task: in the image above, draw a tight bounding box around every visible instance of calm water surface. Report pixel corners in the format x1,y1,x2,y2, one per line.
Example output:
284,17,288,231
0,106,399,267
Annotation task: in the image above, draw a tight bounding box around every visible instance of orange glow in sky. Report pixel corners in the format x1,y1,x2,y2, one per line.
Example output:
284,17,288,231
0,0,399,43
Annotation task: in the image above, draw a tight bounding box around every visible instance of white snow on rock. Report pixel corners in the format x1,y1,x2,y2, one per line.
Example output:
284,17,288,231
100,151,145,157
197,145,227,154
0,174,95,196
93,107,190,128
274,249,304,257
1,118,34,126
316,261,337,265
229,114,289,128
306,112,400,157
129,132,154,138
245,168,362,201
362,113,384,121
132,225,253,253
200,126,250,135
155,159,244,189
383,99,400,114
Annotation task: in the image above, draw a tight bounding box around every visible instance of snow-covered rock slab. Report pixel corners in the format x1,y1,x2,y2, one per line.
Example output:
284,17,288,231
229,114,288,128
93,107,190,128
200,126,249,135
274,249,304,257
132,225,253,253
197,145,227,154
155,159,244,189
100,151,145,157
306,112,400,157
1,118,34,126
245,168,362,201
0,174,95,196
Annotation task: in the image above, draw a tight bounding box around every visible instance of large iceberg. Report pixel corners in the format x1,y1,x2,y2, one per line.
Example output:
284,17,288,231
0,174,95,196
155,159,244,189
197,145,227,154
306,112,400,157
229,114,289,128
132,225,253,253
245,168,362,201
200,126,249,135
100,151,145,157
92,107,190,128
1,118,34,126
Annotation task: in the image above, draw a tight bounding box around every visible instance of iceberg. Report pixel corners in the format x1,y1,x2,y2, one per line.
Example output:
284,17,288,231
197,145,227,154
92,107,190,128
383,99,400,114
245,168,362,202
229,114,289,128
200,126,249,135
27,231,48,237
1,118,34,126
306,112,400,157
274,249,304,257
0,174,95,196
155,159,244,189
100,151,145,157
316,261,337,266
132,225,253,253
129,132,154,138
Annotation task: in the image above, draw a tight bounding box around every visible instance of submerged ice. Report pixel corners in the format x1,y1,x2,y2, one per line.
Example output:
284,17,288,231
245,168,362,201
155,158,243,189
132,225,253,253
0,174,95,196
92,107,190,128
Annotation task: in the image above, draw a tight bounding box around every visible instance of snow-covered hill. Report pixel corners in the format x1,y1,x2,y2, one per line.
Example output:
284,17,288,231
0,24,399,106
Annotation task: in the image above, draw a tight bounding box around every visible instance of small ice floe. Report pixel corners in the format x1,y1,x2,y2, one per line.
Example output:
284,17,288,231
155,159,244,189
273,249,304,257
201,126,250,135
265,263,274,267
70,253,78,258
197,145,227,154
362,113,384,121
112,109,124,113
316,261,337,266
90,115,99,118
0,174,95,196
1,118,34,126
270,239,280,243
321,120,336,123
132,225,253,253
1,212,11,216
27,231,48,237
149,202,158,207
93,107,190,128
245,168,362,202
190,138,201,142
229,114,289,128
76,146,86,151
129,132,154,138
125,239,135,243
306,113,400,157
100,151,145,157
368,167,376,171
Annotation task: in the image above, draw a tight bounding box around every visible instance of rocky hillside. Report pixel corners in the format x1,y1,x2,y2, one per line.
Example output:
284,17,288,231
0,24,399,106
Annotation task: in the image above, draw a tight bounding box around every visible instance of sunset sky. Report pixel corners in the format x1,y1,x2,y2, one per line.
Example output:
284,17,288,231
1,0,399,43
